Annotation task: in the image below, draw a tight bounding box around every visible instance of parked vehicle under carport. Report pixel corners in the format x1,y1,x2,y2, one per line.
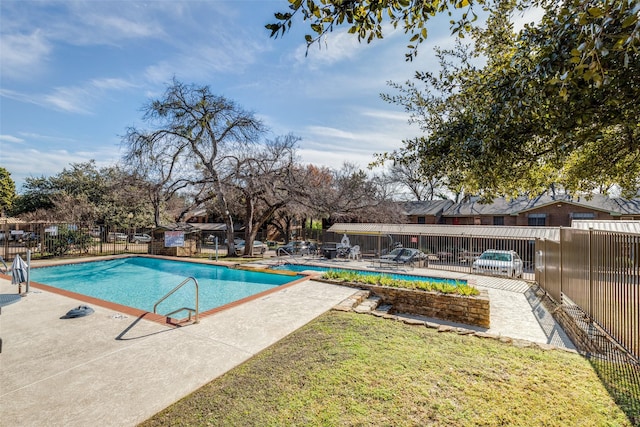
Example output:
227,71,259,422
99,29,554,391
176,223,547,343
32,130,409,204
472,250,524,278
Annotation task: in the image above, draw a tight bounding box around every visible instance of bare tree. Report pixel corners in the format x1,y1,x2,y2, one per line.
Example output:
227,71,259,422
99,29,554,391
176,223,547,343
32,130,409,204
268,211,299,244
263,162,403,240
122,136,196,227
265,164,339,242
225,134,303,255
18,193,96,223
382,161,447,201
303,162,401,224
122,79,267,254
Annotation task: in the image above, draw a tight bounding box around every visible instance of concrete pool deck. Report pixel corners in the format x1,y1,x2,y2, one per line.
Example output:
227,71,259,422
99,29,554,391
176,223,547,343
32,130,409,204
0,258,575,426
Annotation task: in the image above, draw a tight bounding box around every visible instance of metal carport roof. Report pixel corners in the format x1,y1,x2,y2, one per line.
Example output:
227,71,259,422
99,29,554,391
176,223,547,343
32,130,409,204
571,220,640,234
327,223,559,240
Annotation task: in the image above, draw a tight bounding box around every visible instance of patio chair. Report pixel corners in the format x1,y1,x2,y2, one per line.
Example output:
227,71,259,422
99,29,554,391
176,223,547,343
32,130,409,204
348,245,361,260
336,246,350,259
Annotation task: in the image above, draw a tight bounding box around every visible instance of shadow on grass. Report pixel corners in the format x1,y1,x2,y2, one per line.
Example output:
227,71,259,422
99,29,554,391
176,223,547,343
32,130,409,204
588,347,640,426
536,288,639,424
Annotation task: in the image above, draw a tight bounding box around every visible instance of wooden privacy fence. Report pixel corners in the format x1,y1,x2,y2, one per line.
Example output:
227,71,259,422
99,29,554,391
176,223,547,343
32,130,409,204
536,227,640,360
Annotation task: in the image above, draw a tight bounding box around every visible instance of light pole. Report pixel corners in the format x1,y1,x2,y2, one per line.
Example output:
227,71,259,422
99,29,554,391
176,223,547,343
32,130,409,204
125,213,133,251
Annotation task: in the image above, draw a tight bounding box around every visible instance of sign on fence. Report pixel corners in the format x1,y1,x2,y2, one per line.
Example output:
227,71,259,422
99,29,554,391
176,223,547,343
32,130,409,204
164,231,185,248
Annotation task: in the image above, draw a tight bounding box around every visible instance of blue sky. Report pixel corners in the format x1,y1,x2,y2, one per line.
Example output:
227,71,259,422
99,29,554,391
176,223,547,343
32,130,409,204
0,1,540,192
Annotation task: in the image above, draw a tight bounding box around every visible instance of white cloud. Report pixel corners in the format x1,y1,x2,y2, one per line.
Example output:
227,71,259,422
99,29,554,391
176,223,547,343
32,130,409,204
40,78,136,114
297,147,378,172
93,14,162,39
47,2,166,46
361,109,410,122
140,9,270,87
2,76,135,114
143,62,175,86
306,126,360,140
292,20,435,70
43,88,94,114
0,30,51,80
299,109,415,162
0,134,25,144
293,30,366,68
90,78,136,91
176,40,258,77
0,88,53,110
16,132,78,144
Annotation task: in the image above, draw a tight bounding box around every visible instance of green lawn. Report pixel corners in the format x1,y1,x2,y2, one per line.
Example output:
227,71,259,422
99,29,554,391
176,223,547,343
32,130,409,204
140,311,633,426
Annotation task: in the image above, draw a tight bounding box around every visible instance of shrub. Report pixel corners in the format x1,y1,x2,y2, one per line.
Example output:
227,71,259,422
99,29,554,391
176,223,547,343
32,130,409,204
322,270,479,296
43,226,95,256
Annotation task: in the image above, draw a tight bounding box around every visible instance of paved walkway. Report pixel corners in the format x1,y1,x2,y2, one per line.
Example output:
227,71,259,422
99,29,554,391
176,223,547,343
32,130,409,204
0,258,574,426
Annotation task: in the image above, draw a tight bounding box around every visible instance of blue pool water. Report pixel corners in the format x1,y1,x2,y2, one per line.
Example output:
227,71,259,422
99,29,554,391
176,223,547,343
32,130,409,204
30,257,302,315
272,264,465,286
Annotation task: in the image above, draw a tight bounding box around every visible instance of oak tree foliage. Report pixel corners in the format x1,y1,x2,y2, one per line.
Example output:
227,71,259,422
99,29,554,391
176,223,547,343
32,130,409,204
269,0,640,196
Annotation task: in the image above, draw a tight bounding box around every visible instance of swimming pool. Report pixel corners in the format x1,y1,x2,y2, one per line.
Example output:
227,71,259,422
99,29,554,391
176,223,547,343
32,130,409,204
29,257,303,318
271,263,466,286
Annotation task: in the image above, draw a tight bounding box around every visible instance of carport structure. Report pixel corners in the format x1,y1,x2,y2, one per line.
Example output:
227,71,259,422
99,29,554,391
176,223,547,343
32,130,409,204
325,223,559,280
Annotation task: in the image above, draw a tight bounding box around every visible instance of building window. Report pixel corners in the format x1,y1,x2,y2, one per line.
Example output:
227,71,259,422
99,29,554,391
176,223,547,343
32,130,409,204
417,216,426,224
528,213,546,226
571,212,596,219
493,216,504,225
529,217,546,226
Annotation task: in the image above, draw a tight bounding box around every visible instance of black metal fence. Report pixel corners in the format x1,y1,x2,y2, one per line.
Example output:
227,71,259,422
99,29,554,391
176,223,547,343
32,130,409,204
536,227,640,361
0,222,156,262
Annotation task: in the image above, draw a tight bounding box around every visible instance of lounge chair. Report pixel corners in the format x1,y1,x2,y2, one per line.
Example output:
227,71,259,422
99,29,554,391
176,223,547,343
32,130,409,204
375,248,419,270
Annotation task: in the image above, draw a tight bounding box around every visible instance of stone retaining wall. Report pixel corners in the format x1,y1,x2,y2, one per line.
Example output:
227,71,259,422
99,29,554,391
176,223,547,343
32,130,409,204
320,279,490,328
533,287,599,354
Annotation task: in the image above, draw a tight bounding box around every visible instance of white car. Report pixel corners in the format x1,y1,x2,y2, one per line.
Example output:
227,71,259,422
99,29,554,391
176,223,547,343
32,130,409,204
235,240,267,255
130,233,152,243
106,232,128,242
472,250,523,278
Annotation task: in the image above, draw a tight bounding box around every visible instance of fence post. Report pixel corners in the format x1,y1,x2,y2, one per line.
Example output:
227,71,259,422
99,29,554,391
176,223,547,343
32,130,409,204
543,238,547,291
470,236,474,274
559,227,564,304
588,227,594,320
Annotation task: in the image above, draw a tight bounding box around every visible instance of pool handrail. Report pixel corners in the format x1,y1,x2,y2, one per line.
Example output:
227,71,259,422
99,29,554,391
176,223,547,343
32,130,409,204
153,277,199,324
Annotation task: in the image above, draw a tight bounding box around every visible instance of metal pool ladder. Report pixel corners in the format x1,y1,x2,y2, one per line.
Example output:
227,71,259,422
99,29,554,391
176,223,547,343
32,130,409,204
153,277,199,324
